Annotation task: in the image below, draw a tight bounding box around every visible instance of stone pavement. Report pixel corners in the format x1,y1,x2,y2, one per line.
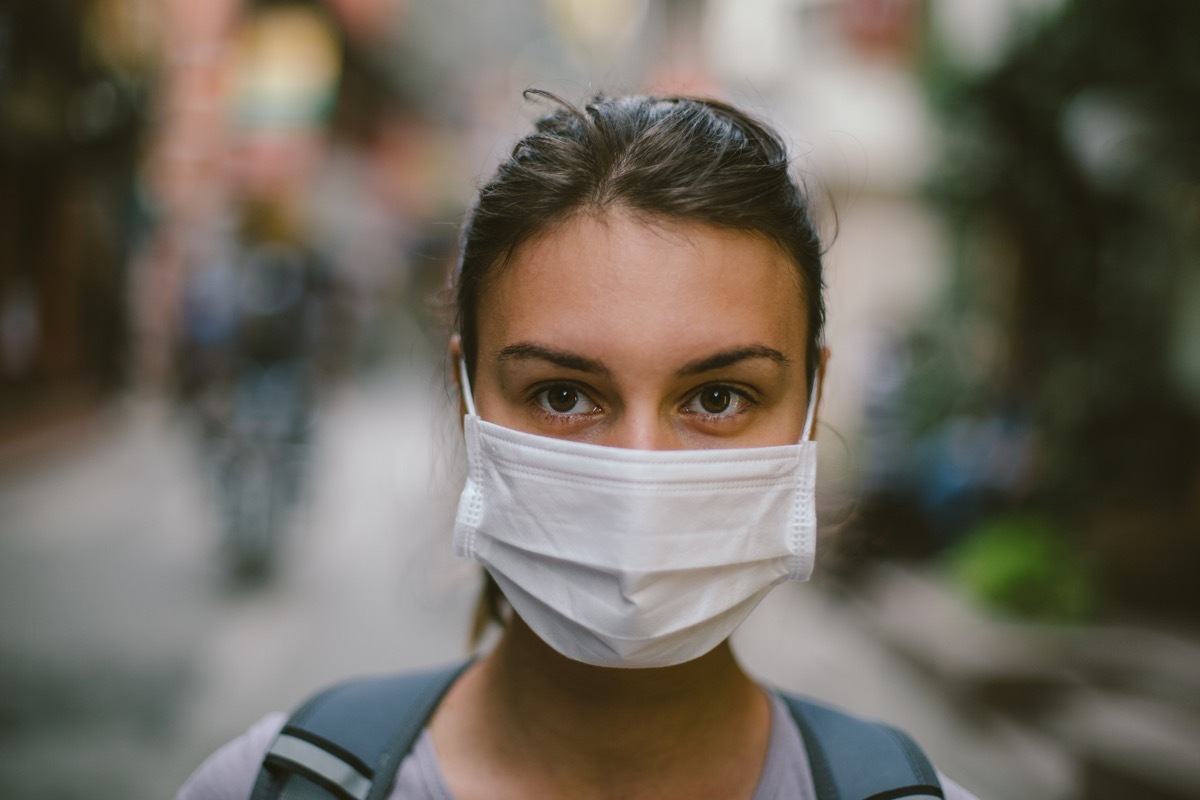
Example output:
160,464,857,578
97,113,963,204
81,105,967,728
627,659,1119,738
1,363,1078,800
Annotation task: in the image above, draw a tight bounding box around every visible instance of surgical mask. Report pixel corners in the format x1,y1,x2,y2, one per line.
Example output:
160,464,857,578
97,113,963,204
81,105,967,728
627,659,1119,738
453,359,819,669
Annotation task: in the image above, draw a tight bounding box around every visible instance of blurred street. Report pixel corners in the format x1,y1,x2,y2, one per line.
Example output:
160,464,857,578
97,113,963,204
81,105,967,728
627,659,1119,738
0,363,480,798
1,360,1081,800
4,2,1200,798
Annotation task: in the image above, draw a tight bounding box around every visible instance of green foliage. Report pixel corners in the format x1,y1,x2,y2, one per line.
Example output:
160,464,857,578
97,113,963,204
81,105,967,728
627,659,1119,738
916,0,1200,508
948,516,1097,623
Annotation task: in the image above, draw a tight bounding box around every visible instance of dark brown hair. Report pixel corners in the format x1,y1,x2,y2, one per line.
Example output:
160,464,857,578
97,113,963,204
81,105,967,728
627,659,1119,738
454,91,827,641
456,90,825,383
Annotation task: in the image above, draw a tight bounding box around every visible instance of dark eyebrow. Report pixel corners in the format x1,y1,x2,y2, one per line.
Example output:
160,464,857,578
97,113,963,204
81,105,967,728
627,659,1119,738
496,343,610,375
676,346,791,377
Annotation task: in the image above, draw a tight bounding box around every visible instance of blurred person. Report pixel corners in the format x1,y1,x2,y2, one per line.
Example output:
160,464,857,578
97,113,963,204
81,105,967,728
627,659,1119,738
176,199,334,428
177,93,975,798
176,197,335,577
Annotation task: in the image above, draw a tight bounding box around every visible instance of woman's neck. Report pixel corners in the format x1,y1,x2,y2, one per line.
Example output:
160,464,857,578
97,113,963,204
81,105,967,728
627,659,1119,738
431,617,771,800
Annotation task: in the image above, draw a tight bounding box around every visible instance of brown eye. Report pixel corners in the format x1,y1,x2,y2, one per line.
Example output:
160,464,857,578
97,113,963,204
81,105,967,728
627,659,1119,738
533,384,599,418
547,387,579,413
682,385,753,419
699,387,732,414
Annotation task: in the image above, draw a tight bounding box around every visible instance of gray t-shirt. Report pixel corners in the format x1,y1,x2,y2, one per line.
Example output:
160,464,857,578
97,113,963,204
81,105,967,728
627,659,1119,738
176,691,977,799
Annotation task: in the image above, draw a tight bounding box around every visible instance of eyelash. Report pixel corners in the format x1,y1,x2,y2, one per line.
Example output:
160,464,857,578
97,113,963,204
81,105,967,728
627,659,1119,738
527,382,758,423
528,383,603,423
679,384,757,420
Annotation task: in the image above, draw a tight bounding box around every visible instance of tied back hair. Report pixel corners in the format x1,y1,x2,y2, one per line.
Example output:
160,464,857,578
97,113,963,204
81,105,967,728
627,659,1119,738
456,90,825,387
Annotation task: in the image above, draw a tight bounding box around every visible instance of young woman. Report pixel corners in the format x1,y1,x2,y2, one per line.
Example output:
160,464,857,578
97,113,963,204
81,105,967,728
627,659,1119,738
178,92,976,800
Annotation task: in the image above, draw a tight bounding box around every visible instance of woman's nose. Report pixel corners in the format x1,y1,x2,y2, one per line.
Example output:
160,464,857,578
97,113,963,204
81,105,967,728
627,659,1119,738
604,410,682,451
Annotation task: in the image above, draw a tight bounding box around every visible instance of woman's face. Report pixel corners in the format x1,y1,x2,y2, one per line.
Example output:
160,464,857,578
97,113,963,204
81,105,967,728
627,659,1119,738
469,210,814,450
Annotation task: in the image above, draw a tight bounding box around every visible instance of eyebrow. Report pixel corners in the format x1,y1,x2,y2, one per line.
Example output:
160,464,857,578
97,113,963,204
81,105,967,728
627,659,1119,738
495,342,788,377
496,343,611,375
676,345,791,377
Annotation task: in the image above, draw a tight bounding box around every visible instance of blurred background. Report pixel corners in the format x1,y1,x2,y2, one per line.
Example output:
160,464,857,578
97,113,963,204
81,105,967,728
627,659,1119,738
1,0,1198,797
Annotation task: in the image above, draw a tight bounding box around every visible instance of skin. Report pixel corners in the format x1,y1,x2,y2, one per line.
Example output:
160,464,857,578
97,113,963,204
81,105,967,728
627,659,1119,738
434,209,827,799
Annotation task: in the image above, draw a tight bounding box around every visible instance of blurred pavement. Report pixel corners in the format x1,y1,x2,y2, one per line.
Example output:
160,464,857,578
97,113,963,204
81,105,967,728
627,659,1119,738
1,363,1072,800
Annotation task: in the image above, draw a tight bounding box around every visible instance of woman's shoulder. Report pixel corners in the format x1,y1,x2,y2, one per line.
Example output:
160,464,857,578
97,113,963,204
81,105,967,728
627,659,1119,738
174,712,287,800
765,691,979,800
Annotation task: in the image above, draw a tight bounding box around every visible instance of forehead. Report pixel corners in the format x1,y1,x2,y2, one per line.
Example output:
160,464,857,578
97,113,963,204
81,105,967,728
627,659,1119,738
476,211,807,365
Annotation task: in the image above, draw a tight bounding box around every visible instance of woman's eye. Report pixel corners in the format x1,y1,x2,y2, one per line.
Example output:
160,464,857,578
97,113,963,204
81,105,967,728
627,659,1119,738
698,387,733,414
533,385,599,416
682,385,752,417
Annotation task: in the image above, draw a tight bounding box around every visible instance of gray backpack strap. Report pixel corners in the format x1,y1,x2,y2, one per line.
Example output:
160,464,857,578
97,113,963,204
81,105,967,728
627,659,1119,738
251,660,471,800
781,693,944,800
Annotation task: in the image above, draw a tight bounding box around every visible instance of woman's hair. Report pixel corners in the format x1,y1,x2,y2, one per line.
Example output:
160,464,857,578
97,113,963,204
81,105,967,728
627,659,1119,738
453,91,827,642
455,90,826,384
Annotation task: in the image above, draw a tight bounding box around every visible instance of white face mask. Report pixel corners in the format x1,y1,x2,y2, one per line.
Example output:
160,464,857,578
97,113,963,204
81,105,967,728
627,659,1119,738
453,358,819,669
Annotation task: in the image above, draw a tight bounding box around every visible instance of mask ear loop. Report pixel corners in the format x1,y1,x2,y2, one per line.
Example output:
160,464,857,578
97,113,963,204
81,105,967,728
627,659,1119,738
458,357,479,417
801,371,820,442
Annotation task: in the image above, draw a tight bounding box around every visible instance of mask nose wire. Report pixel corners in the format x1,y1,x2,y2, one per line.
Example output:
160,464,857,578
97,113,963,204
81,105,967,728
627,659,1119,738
801,372,820,442
458,357,478,417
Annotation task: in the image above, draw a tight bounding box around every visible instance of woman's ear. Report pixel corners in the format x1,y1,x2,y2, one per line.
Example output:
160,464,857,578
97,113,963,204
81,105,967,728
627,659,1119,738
811,346,831,437
449,333,467,419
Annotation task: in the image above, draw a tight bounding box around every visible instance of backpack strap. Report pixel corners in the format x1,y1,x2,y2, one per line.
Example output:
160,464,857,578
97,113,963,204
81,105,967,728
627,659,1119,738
252,662,941,800
251,660,471,800
781,693,944,800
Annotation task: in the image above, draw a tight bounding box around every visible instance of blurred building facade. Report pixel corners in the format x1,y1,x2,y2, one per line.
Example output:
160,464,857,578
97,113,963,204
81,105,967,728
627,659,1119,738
7,0,1195,614
0,0,155,441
